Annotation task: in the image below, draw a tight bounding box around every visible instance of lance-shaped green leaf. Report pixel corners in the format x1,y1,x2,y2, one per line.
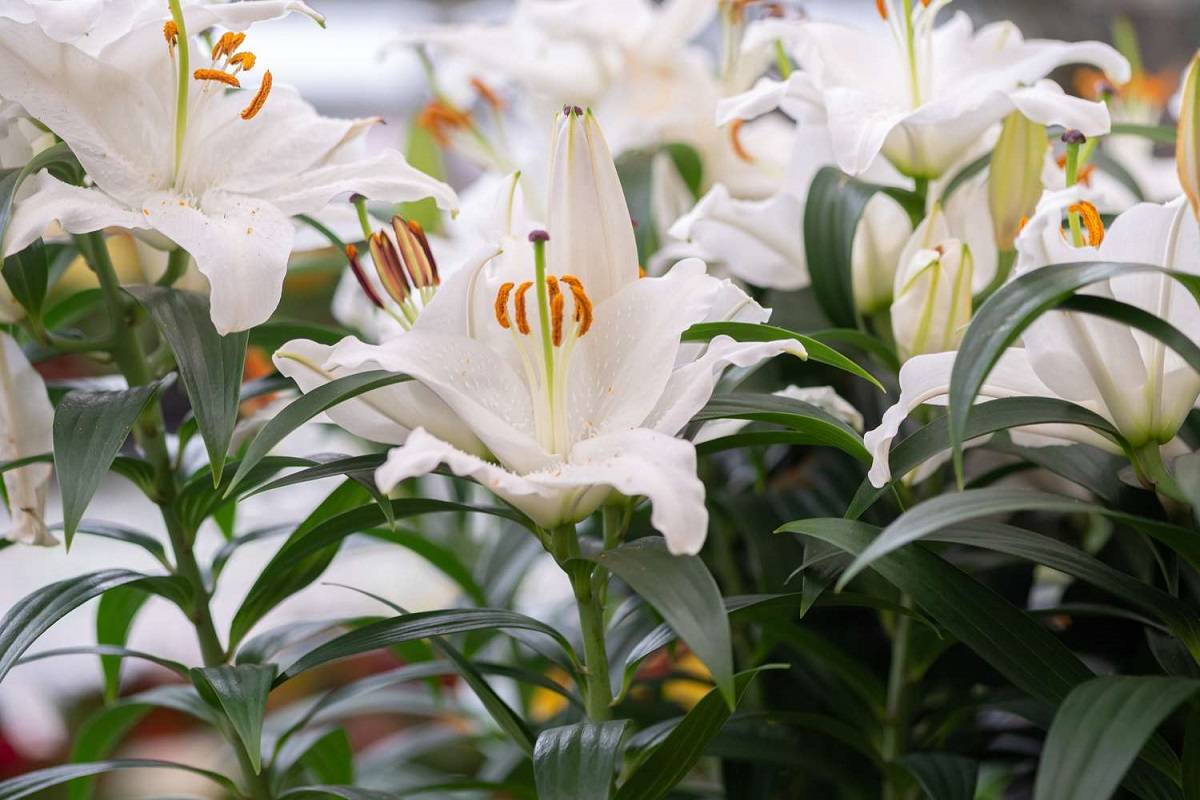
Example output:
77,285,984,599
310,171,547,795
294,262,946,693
694,393,869,462
899,754,979,800
1035,677,1199,800
534,721,628,800
838,488,1200,589
1,240,49,318
276,608,577,683
615,667,778,800
126,286,247,485
0,761,237,800
96,586,150,703
53,383,163,545
683,321,884,390
225,370,411,496
0,570,189,684
191,664,277,773
229,494,525,650
589,538,733,708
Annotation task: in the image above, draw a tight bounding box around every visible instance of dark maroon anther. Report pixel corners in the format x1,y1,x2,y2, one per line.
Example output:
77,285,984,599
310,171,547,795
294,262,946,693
529,229,550,243
572,105,584,116
1061,129,1087,145
344,244,385,309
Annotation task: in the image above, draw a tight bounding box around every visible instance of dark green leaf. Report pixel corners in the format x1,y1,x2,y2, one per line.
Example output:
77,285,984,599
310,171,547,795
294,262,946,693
230,495,525,649
694,392,869,462
96,587,150,703
277,608,577,683
614,668,776,800
1034,677,1198,800
19,645,186,678
56,521,169,566
190,664,277,773
297,728,354,786
839,488,1200,589
53,383,163,544
948,261,1200,477
534,721,627,800
1110,123,1176,144
590,538,734,707
248,319,346,352
899,753,979,800
682,321,884,390
225,370,410,496
0,570,186,684
0,760,237,800
850,396,1122,518
2,240,49,317
126,287,247,485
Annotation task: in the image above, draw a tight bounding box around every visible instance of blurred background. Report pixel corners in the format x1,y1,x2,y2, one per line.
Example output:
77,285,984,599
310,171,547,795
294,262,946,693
1,0,1197,794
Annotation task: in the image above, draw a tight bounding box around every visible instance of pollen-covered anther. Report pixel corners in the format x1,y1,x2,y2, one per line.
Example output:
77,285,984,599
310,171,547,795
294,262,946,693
417,100,472,146
495,282,515,329
1069,201,1106,246
194,68,241,88
163,20,178,49
241,70,273,120
875,0,888,19
560,275,593,336
547,277,565,346
729,119,754,163
212,31,246,60
229,51,257,72
470,77,504,111
514,282,534,335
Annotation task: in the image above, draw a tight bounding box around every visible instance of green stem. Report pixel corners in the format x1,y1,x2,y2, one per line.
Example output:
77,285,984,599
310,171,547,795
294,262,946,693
881,596,914,800
156,248,189,287
164,507,226,666
550,524,612,721
168,0,189,183
1064,141,1085,246
233,736,273,800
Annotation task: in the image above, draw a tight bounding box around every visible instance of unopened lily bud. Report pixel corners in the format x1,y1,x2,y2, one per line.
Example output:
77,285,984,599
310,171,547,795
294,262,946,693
392,217,438,289
891,208,974,360
989,112,1048,251
1177,51,1200,219
852,194,914,315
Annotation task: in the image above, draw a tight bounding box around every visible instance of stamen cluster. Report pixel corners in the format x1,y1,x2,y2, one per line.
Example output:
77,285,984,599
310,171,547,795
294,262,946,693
347,217,442,330
186,30,274,120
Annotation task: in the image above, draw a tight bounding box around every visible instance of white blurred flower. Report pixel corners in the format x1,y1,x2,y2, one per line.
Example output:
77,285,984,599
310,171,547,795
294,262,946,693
0,9,455,333
755,3,1128,178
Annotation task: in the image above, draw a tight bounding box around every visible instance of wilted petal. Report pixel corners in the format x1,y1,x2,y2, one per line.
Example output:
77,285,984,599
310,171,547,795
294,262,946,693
0,332,54,546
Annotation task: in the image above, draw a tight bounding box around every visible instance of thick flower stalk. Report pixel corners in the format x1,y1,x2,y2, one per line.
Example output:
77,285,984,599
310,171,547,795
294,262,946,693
0,8,456,333
277,108,803,555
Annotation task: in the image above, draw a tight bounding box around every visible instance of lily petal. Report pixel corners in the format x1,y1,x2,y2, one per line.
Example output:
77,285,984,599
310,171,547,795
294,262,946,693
377,427,708,555
546,109,640,305
142,190,293,335
4,171,149,258
0,332,54,546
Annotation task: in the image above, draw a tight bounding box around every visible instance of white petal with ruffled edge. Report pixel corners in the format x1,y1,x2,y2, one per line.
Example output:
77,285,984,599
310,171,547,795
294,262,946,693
3,172,149,258
377,427,708,555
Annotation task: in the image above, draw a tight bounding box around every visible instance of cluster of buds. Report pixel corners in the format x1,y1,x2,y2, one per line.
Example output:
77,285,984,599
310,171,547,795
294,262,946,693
346,216,441,330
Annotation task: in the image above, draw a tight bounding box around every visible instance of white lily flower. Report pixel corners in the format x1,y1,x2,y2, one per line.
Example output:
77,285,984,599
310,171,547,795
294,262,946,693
279,110,803,555
865,191,1200,487
0,333,54,546
890,208,974,361
0,12,455,334
764,3,1128,178
670,124,914,310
